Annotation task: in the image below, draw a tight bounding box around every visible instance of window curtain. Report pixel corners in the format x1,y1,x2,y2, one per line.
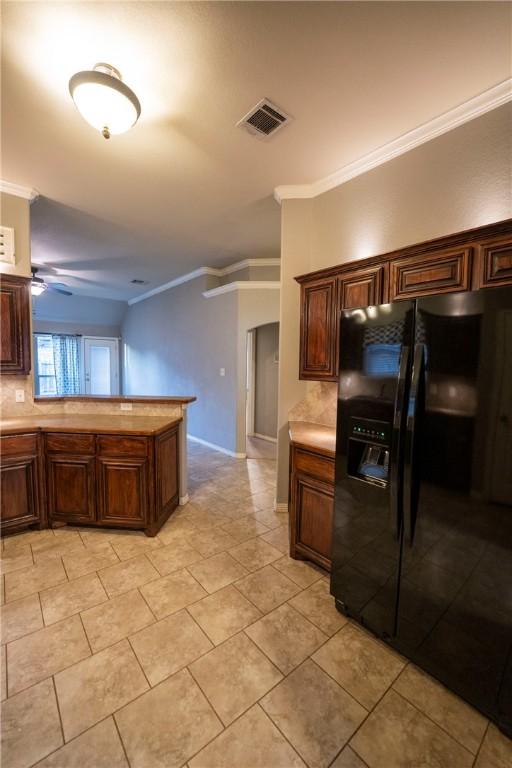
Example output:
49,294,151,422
52,335,81,395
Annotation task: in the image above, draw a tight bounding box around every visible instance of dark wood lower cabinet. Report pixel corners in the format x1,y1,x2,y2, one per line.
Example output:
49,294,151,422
0,420,180,537
97,456,149,528
46,454,96,524
289,443,334,571
0,433,43,534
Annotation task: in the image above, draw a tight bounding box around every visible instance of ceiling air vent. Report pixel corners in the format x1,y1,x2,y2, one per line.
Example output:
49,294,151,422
237,99,292,140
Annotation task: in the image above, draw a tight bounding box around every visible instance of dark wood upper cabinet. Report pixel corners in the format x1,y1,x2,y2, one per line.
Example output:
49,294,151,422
476,234,512,289
299,277,338,380
296,222,512,382
0,274,31,375
389,246,472,301
338,265,386,309
298,266,386,381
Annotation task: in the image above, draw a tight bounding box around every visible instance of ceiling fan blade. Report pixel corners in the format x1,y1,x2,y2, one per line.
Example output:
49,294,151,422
46,284,73,296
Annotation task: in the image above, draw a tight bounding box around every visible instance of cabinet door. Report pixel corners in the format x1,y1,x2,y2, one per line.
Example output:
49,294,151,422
47,454,96,524
97,457,148,527
0,275,31,375
475,234,512,289
299,277,338,380
1,456,40,533
390,247,472,300
292,472,333,570
338,265,385,310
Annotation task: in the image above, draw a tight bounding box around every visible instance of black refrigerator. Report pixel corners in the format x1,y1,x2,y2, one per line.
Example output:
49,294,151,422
330,286,512,735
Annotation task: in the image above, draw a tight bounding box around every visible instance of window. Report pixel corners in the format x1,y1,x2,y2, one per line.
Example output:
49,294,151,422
34,334,81,396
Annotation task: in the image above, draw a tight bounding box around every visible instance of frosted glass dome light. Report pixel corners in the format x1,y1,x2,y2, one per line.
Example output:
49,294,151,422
69,63,141,139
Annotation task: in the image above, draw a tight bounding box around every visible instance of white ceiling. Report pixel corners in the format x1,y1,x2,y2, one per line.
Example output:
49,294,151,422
2,2,511,300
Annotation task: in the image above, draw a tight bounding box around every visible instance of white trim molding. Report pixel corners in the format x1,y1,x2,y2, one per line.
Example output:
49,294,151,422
252,432,278,444
0,179,39,202
129,258,280,306
274,79,512,203
203,281,280,298
188,434,246,459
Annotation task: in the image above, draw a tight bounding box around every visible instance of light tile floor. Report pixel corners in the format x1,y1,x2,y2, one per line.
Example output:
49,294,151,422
1,441,511,768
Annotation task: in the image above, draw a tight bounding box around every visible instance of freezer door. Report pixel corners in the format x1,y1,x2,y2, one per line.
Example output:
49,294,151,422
397,287,512,733
330,300,414,639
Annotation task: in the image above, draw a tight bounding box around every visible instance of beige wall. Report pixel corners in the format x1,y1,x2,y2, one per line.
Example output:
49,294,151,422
0,192,34,415
276,198,314,501
276,102,512,503
0,192,32,278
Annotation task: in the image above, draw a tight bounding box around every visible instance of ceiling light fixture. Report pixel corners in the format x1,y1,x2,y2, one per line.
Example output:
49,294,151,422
31,271,47,296
69,63,141,139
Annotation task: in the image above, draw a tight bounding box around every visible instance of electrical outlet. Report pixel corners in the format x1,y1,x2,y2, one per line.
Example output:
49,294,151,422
219,368,225,377
15,389,25,403
120,403,133,411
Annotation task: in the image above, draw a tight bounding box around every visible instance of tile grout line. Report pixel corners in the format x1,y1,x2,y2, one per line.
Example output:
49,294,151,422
471,721,490,768
51,675,66,748
391,686,481,759
112,711,133,768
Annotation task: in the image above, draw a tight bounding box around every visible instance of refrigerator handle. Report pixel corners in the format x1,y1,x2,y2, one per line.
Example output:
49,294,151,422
404,343,425,545
390,345,409,539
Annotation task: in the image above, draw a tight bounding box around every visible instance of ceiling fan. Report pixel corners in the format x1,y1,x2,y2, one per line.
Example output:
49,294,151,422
31,267,73,296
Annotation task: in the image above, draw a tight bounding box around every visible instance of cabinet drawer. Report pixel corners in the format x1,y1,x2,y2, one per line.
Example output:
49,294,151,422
1,433,38,457
97,435,149,457
390,247,472,300
293,447,335,483
46,433,95,455
476,235,512,288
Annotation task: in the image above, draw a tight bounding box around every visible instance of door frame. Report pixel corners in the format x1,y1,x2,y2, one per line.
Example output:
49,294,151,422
246,329,256,437
83,336,120,395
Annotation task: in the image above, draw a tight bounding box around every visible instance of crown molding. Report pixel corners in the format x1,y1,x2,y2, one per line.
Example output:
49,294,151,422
0,179,40,202
274,78,512,204
128,267,217,305
222,258,280,274
203,281,281,298
128,259,281,305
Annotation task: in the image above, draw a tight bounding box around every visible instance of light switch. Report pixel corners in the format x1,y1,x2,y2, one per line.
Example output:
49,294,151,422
219,368,225,377
15,389,25,403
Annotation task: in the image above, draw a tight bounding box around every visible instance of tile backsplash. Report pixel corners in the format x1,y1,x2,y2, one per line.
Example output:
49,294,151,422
288,381,337,427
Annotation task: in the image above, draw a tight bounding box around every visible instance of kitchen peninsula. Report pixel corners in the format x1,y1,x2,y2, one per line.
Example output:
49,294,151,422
0,395,196,538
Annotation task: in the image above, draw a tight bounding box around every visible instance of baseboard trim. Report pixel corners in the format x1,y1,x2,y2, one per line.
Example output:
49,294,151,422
187,434,246,459
274,502,289,513
252,433,278,444
179,494,189,506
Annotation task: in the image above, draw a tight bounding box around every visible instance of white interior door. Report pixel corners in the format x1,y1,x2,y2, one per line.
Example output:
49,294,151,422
83,337,119,395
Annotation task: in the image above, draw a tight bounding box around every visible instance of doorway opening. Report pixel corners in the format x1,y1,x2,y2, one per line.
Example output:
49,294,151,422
246,322,279,460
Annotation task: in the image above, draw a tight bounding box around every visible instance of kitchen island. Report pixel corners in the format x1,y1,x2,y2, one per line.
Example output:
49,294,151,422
1,413,183,537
